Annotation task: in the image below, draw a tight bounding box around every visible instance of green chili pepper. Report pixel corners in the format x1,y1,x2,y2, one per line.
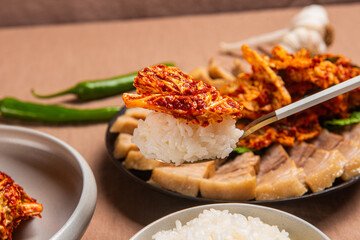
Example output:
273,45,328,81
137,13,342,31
0,97,121,123
31,62,175,101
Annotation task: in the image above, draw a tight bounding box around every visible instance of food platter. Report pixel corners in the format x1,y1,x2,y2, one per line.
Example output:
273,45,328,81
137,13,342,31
106,107,360,203
0,125,97,240
130,203,330,240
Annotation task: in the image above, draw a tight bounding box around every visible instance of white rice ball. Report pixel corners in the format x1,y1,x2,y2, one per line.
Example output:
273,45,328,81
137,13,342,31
152,209,291,240
132,111,243,165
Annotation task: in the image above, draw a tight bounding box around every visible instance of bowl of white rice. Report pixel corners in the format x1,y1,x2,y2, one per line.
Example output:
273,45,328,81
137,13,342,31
130,203,330,240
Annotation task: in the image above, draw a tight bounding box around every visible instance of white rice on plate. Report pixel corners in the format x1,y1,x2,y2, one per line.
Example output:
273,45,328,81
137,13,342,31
132,111,243,165
152,209,291,240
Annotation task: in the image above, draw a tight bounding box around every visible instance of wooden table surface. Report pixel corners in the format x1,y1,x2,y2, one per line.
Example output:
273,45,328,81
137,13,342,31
1,3,360,239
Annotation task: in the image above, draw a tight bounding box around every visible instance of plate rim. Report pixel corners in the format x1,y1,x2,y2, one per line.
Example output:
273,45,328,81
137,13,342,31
0,124,97,240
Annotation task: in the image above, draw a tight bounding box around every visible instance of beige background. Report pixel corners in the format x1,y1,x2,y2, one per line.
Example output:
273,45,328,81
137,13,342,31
1,3,360,239
0,0,359,27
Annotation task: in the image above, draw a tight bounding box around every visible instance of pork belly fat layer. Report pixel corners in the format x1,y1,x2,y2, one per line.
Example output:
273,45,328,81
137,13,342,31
110,115,138,134
113,133,139,159
255,159,307,201
149,161,215,197
303,149,345,192
123,150,167,170
200,152,259,201
124,108,151,120
335,140,360,181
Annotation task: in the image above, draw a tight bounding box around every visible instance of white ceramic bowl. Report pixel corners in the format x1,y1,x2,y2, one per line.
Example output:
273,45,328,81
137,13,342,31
0,125,97,240
131,203,330,240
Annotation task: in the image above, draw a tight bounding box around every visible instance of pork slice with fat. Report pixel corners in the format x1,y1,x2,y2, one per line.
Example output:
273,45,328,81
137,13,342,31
342,123,360,143
310,129,343,151
200,152,260,201
149,161,215,197
255,159,307,201
258,144,289,177
303,149,345,193
288,141,316,168
334,140,360,181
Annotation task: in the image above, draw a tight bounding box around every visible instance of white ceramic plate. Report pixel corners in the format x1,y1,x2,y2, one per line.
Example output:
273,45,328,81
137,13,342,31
0,125,97,240
131,203,330,240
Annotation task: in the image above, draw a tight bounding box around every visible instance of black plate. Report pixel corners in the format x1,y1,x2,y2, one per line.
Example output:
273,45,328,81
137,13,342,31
105,107,360,204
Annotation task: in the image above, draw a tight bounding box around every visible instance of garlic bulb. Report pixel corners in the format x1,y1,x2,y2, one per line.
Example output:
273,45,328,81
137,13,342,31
281,27,327,55
220,5,333,55
289,5,329,34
